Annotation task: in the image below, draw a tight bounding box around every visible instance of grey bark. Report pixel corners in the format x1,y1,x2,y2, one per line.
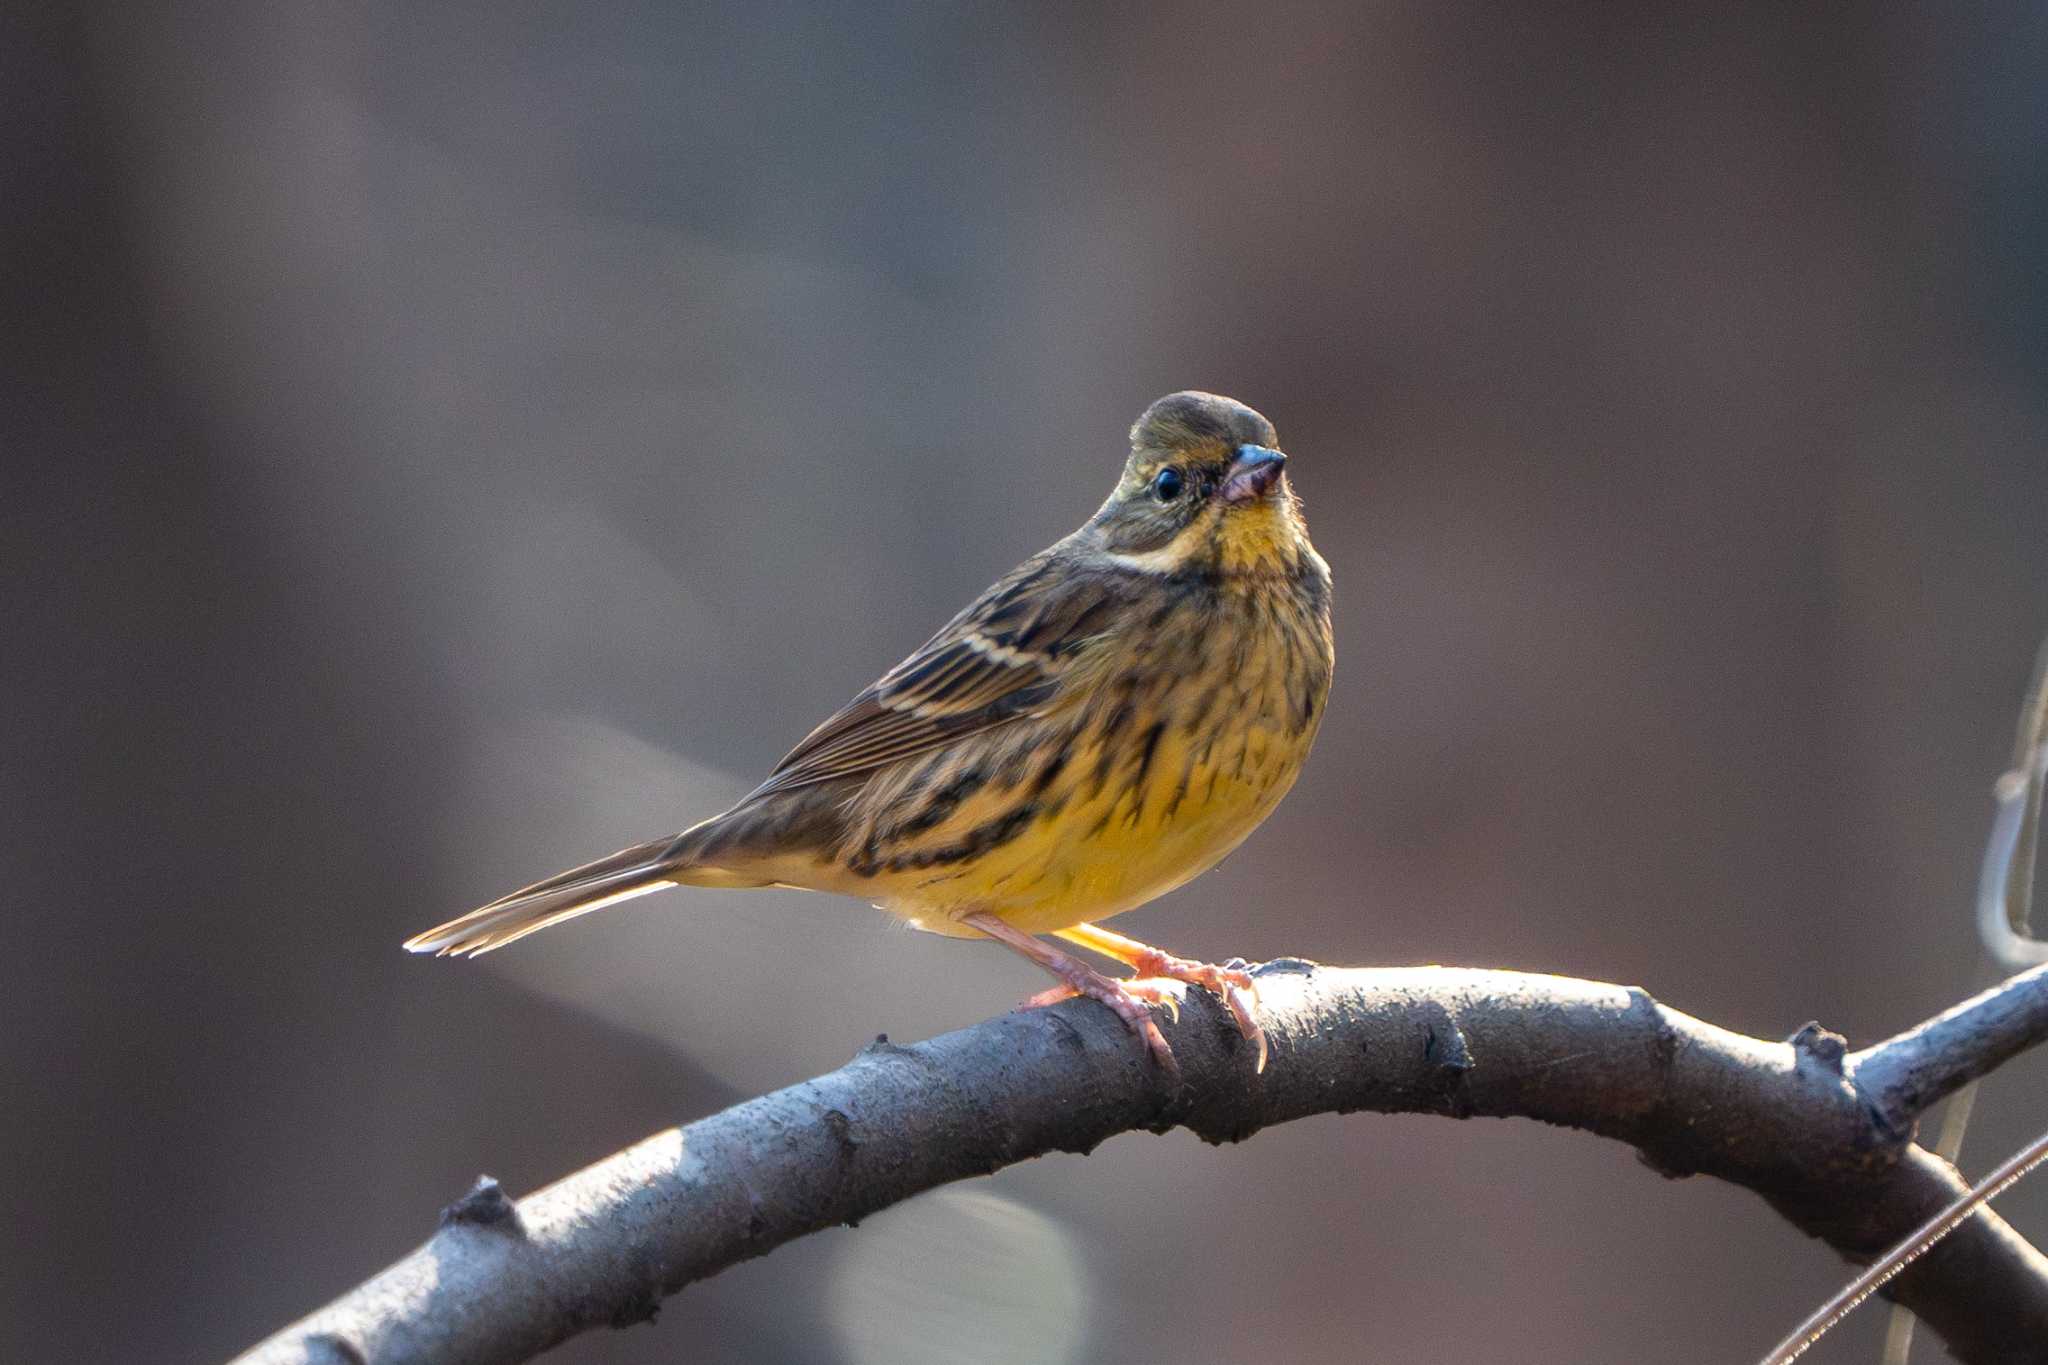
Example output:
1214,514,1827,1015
233,960,2048,1365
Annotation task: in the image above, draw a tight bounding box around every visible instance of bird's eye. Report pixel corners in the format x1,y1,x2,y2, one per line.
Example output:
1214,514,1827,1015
1152,467,1184,501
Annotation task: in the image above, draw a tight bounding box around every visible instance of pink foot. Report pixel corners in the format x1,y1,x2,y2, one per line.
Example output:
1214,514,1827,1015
1018,972,1181,1072
1124,950,1266,1073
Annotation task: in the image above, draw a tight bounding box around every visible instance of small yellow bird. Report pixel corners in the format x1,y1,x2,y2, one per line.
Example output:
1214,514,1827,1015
406,391,1334,1070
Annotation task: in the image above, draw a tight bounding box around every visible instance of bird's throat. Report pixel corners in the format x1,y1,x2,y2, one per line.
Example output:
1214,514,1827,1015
1213,498,1308,575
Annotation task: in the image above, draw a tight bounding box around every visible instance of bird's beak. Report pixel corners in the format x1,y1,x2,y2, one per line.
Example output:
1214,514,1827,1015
1221,445,1288,504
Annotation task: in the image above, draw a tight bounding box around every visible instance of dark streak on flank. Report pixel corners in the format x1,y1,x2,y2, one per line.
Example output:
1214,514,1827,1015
891,766,989,839
1090,692,1138,797
1029,745,1071,798
881,802,1042,873
1294,679,1321,734
1132,721,1166,791
1180,680,1223,739
1161,764,1195,821
851,831,882,877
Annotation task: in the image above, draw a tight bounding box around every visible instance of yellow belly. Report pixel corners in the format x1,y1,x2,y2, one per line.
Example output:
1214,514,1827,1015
864,716,1310,937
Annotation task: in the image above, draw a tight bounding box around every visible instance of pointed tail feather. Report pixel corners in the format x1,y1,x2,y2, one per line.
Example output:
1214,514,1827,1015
404,836,687,957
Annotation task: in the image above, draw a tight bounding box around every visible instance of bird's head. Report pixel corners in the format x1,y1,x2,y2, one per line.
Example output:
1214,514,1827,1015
1088,391,1307,575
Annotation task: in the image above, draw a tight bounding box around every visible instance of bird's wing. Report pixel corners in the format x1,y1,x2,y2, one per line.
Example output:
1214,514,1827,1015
746,552,1121,798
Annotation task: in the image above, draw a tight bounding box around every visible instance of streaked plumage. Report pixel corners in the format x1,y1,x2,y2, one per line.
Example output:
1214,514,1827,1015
407,391,1334,1069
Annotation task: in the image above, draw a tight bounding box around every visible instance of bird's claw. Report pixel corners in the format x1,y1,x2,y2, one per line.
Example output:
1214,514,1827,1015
1127,953,1268,1073
1019,977,1183,1071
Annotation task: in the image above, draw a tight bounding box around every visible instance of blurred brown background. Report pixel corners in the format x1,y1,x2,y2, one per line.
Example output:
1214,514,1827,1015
6,3,2047,1362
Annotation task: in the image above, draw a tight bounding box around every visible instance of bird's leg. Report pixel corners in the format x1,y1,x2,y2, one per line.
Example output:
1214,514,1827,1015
1056,922,1266,1073
960,911,1179,1070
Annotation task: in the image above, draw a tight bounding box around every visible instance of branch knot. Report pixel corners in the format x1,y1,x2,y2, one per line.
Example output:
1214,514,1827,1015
439,1175,523,1236
1787,1021,1849,1074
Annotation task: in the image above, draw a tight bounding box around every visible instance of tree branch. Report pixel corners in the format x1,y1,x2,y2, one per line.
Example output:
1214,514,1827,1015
233,961,2048,1365
1854,964,2048,1132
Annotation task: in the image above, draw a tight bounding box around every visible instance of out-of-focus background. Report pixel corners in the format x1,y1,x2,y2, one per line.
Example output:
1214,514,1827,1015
6,3,2047,1362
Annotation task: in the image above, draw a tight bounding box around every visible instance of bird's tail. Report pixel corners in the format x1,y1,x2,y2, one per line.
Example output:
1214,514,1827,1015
402,824,767,957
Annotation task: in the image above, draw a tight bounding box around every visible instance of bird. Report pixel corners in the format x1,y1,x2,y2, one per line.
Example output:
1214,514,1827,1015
405,391,1334,1071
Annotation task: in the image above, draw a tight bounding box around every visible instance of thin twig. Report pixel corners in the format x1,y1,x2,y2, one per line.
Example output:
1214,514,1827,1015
2007,637,2048,947
1983,636,2048,968
1762,1129,2048,1365
1982,741,2048,968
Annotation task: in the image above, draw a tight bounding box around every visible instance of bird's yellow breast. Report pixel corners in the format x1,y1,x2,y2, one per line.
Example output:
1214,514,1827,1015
925,712,1307,936
803,569,1331,937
